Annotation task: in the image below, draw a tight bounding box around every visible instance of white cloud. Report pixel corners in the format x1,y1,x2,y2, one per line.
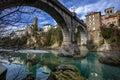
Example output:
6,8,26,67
53,20,57,25
39,21,49,25
74,0,120,20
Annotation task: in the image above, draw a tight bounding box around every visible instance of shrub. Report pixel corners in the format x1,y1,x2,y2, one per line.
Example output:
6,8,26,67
98,39,104,46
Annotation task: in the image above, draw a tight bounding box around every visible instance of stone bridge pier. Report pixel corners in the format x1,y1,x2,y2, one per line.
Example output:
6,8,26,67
59,12,87,56
0,0,87,56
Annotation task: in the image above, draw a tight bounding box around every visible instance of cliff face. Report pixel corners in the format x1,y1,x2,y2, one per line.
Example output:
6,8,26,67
26,25,62,49
99,27,120,51
0,25,62,49
26,32,47,49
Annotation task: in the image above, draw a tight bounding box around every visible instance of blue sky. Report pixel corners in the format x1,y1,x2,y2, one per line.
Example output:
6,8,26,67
1,0,120,29
59,0,120,20
38,0,120,27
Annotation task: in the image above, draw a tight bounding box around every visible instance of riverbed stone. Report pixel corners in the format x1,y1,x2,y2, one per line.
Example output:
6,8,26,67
47,65,85,80
99,57,120,67
26,58,39,66
23,73,35,80
99,51,120,67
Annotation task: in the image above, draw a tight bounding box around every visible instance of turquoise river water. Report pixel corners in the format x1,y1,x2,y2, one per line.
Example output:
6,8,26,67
0,50,120,80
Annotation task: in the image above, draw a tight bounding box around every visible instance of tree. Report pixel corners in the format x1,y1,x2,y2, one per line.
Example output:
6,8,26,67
100,25,120,46
100,27,114,39
109,23,115,28
0,6,44,37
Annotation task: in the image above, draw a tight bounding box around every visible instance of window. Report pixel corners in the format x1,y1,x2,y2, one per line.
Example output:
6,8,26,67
93,27,95,30
90,23,91,25
90,19,91,22
107,11,109,14
89,16,91,18
110,10,112,13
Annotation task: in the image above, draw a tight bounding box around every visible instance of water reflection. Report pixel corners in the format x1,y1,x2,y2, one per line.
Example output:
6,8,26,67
0,52,50,80
3,64,27,80
80,52,120,80
85,52,103,80
0,51,120,80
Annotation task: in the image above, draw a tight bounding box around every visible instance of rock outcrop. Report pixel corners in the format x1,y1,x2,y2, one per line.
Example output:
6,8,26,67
47,65,85,80
99,52,120,67
99,57,120,67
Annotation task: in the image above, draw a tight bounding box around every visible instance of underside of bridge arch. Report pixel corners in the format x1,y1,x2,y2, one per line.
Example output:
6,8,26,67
76,26,88,51
0,0,77,56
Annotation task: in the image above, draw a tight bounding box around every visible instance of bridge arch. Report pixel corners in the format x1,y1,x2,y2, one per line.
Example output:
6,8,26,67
0,0,70,40
78,26,87,44
0,0,87,56
0,1,71,47
75,25,88,51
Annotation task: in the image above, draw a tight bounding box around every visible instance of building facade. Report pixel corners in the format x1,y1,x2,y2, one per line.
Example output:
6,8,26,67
43,24,52,32
86,12,101,43
86,7,120,44
101,7,118,27
116,11,120,27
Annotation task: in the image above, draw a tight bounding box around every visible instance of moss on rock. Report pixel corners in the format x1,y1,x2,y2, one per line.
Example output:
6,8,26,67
47,65,85,80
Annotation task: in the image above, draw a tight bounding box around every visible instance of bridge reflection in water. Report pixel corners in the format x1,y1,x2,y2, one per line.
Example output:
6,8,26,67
0,51,120,80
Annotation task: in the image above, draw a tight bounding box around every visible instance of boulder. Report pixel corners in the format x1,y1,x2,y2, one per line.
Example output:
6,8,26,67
47,65,85,80
23,73,35,80
42,66,51,74
99,57,120,67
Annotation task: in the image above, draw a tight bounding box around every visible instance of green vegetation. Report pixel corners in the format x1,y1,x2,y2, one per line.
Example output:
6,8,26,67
118,19,120,26
17,36,27,46
0,26,63,49
75,28,81,44
48,65,85,80
100,24,120,46
109,23,115,28
45,26,63,46
98,39,104,46
33,26,38,31
100,27,114,39
0,36,28,49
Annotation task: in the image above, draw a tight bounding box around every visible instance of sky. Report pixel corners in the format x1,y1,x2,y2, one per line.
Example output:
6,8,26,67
59,0,120,20
0,0,120,29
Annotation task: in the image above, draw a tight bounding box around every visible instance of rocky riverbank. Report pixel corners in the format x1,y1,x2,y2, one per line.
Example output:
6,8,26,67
48,65,85,80
99,51,120,67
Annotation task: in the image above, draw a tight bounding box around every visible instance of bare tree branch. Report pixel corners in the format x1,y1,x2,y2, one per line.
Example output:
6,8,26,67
0,5,44,36
0,8,19,19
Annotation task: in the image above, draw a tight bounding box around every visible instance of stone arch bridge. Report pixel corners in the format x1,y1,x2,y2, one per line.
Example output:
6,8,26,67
0,0,87,56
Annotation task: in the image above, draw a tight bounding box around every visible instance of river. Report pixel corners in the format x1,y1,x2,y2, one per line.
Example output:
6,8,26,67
0,50,120,80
